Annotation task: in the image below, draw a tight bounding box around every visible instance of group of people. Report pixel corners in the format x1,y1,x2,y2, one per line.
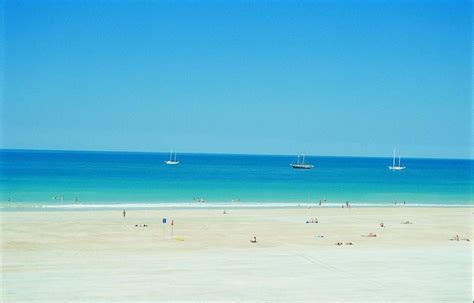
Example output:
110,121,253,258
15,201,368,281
305,218,319,224
335,242,353,246
342,201,351,208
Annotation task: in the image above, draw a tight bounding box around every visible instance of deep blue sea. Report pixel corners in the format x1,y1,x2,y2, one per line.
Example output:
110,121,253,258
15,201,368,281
0,150,472,209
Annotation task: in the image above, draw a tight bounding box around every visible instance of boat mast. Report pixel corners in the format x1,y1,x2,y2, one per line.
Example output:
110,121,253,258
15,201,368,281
169,149,173,161
392,149,396,167
398,155,401,167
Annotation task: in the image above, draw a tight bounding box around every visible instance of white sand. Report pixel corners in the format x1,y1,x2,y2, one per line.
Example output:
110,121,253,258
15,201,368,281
1,207,472,302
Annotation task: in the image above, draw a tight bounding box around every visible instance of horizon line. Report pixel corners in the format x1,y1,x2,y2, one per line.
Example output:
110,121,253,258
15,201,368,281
1,148,472,161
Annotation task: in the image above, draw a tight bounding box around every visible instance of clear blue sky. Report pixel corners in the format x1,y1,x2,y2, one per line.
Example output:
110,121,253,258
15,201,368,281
2,0,472,158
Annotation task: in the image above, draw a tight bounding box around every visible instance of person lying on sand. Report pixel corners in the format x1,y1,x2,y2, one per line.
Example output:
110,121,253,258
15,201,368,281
250,236,257,243
449,235,471,241
361,233,377,237
401,221,413,224
345,242,353,245
335,242,343,246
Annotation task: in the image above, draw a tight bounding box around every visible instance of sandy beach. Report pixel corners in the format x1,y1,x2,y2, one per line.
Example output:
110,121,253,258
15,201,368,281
1,207,472,302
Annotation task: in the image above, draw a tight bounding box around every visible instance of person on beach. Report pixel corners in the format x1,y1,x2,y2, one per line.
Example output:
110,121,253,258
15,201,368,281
223,209,226,214
362,233,377,237
380,222,385,227
250,236,257,243
122,209,126,219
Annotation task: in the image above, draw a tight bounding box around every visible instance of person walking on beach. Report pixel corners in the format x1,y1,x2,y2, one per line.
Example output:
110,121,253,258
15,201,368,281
122,209,126,219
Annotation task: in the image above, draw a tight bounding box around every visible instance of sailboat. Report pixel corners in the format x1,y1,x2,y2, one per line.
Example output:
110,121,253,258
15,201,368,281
388,149,405,170
164,150,179,165
290,154,314,169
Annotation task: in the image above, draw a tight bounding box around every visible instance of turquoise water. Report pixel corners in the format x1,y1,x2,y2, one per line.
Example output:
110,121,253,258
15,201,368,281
0,150,472,209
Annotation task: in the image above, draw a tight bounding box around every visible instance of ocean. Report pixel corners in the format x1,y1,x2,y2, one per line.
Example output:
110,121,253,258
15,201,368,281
0,149,472,209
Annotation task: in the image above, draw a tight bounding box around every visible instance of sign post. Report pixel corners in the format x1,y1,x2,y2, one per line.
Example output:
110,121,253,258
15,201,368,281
170,219,174,239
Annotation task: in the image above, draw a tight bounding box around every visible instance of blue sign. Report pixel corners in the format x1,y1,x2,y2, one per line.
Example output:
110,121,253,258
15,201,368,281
162,218,167,224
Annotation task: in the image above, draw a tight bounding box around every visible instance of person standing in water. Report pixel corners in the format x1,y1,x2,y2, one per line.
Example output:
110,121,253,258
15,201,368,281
122,209,126,219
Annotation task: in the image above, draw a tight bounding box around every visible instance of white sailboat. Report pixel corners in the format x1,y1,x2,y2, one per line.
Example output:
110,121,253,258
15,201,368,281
290,154,314,169
388,149,405,170
164,150,179,165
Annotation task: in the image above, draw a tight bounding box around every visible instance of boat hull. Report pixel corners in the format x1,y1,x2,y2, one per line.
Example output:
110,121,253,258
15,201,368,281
290,164,314,169
165,161,180,165
388,166,405,170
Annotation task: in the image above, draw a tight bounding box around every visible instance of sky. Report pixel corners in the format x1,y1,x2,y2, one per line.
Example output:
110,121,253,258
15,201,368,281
1,0,472,158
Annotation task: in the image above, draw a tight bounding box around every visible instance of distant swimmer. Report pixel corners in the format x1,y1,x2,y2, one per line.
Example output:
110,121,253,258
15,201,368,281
122,209,126,219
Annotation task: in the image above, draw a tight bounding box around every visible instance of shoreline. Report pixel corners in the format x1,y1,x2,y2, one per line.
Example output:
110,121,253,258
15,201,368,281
1,202,472,212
